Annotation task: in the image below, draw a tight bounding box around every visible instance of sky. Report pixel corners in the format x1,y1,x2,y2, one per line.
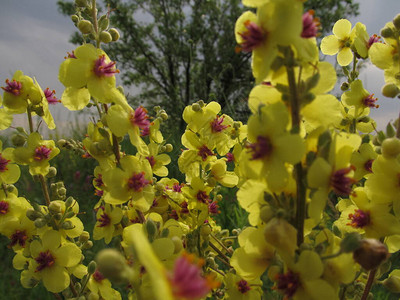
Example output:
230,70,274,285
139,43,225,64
0,0,400,134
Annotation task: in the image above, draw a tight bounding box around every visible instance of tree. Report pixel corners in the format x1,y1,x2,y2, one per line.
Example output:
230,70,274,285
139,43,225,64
57,0,359,133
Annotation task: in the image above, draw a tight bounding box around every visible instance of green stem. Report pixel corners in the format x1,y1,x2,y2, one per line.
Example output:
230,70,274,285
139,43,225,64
91,0,100,47
211,233,233,254
361,268,377,300
39,175,51,206
209,241,231,267
285,48,306,246
27,107,34,133
69,280,78,297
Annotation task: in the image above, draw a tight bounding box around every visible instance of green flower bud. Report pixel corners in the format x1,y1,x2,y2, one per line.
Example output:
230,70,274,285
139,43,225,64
200,225,212,237
26,209,42,221
381,27,394,38
233,121,241,130
171,236,183,254
383,273,400,293
393,14,400,30
54,213,63,220
96,248,132,284
62,220,75,230
165,144,173,152
197,100,205,107
382,83,400,98
34,218,47,228
191,103,201,112
6,184,16,194
358,116,370,123
48,201,62,214
145,218,158,241
11,134,26,147
78,20,93,34
88,261,97,274
340,232,362,253
232,229,241,236
109,28,120,41
98,15,109,31
386,122,396,138
216,194,223,202
58,187,67,196
260,205,274,223
382,137,400,158
65,196,74,208
57,139,67,148
82,240,93,249
160,112,168,120
64,210,76,219
99,31,112,44
79,231,90,243
46,167,57,178
74,0,88,8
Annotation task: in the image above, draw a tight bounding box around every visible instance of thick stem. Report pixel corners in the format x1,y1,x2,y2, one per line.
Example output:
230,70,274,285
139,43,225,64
361,268,377,300
285,49,306,246
27,107,34,133
39,175,51,206
91,0,100,47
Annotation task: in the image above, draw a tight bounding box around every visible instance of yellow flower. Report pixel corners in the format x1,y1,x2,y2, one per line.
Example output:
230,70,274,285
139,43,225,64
102,155,154,209
87,269,122,300
274,250,336,300
28,230,81,293
59,44,126,110
321,19,355,66
13,132,60,176
350,143,377,181
243,101,304,191
93,203,123,244
0,140,20,185
224,272,262,300
235,0,303,83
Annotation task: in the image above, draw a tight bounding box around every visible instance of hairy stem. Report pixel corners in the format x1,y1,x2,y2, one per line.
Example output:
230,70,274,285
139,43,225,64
361,268,377,300
285,48,306,246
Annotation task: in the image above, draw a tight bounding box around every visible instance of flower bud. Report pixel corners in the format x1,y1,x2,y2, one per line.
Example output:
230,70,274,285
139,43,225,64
164,144,173,152
260,205,274,223
393,14,400,30
46,167,57,178
171,236,183,254
88,293,100,300
96,248,133,284
64,210,76,219
79,231,90,243
145,218,158,241
26,208,42,221
191,103,201,112
48,201,62,214
160,112,168,121
340,232,362,253
58,187,67,197
382,83,400,98
65,196,74,208
200,225,212,237
381,137,400,158
197,100,205,107
75,0,88,8
34,218,47,228
6,184,16,194
99,31,112,44
88,261,97,274
71,14,79,24
381,27,394,38
78,20,93,34
57,139,67,148
207,177,216,187
11,134,26,147
383,271,400,293
353,238,389,270
62,220,75,230
98,15,109,31
109,28,120,41
82,240,93,249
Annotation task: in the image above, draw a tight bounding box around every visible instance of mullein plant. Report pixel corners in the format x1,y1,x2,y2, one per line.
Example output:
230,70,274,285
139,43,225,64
2,0,400,299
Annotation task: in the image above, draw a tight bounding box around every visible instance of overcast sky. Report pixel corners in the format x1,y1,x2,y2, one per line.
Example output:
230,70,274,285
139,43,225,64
0,0,399,134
